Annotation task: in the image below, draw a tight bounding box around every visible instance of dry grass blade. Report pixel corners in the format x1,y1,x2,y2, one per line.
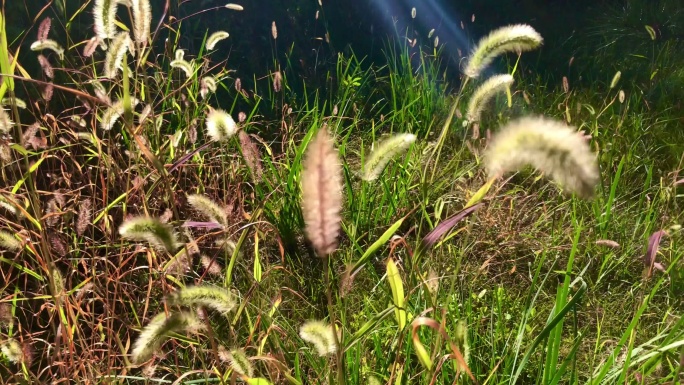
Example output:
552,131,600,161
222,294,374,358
301,128,343,256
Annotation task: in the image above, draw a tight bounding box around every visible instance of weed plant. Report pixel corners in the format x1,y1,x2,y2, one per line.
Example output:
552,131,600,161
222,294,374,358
0,1,682,384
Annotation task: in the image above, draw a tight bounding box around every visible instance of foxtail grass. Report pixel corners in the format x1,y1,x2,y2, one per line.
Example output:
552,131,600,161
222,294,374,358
206,109,238,142
361,133,417,181
484,116,599,198
118,216,179,253
206,31,229,50
166,285,236,315
104,32,132,78
30,39,64,60
301,128,343,256
0,230,20,251
220,347,254,377
131,311,202,364
94,0,119,40
465,74,514,124
225,4,244,11
130,0,152,47
464,24,543,78
186,194,228,227
299,320,337,356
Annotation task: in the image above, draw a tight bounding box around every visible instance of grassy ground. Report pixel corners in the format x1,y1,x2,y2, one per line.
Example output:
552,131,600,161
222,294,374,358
0,1,683,384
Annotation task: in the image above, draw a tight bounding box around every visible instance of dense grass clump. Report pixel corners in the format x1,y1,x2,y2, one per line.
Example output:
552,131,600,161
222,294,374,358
0,1,682,384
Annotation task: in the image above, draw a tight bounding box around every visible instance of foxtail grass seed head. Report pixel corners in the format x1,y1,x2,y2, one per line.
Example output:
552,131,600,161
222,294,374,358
187,194,228,227
170,59,194,78
104,32,133,78
100,97,139,131
428,28,435,38
83,37,100,57
225,3,244,11
37,55,54,78
0,230,21,251
465,74,514,125
94,0,119,39
131,311,202,364
76,199,92,236
1,339,23,363
301,129,343,256
30,39,65,60
454,320,470,371
92,80,111,104
167,285,236,315
118,216,179,252
206,109,238,142
271,21,278,40
434,36,439,48
206,31,229,50
0,302,12,326
610,71,621,89
200,76,217,99
411,7,416,18
226,348,254,377
300,320,337,356
273,71,282,92
239,131,263,179
130,0,152,46
38,17,52,41
362,133,417,181
0,109,13,133
174,49,184,61
484,116,599,198
464,24,543,78
619,90,625,104
1,97,26,109
200,255,223,276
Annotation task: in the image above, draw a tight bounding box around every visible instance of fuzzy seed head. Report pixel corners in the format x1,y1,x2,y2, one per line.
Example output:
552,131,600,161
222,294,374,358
206,31,230,50
167,285,237,315
170,59,194,78
464,24,543,78
187,194,228,227
362,133,417,181
30,39,65,60
226,348,253,377
299,320,337,356
131,311,202,363
1,339,23,363
130,0,152,46
225,3,244,11
484,116,599,198
104,32,133,78
119,215,179,252
0,109,13,134
206,109,238,142
94,0,119,39
465,74,514,124
301,129,343,256
0,230,21,251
